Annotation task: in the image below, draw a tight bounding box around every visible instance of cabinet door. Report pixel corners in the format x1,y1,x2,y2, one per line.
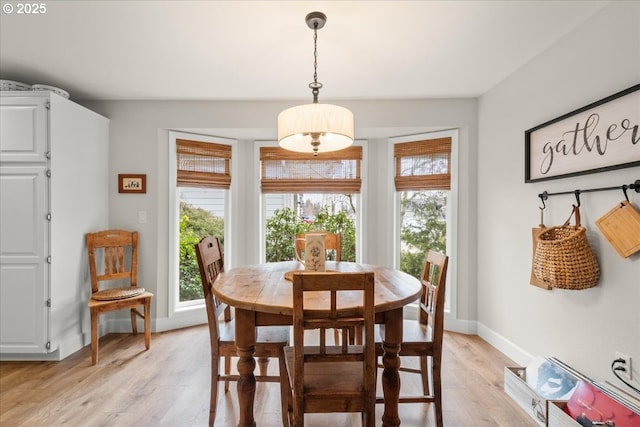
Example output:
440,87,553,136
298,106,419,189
0,166,49,353
0,96,48,162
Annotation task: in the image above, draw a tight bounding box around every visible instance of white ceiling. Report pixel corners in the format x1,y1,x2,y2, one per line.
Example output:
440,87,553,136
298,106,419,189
0,1,609,102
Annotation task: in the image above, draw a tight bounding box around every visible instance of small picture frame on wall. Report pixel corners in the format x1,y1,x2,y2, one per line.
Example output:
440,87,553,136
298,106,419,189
525,83,640,183
118,174,146,194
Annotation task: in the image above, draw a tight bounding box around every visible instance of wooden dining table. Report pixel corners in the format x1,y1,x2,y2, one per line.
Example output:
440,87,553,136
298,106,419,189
212,260,422,427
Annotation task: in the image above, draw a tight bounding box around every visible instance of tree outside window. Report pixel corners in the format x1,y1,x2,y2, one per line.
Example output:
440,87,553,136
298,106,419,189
400,190,447,278
178,200,224,302
265,194,356,263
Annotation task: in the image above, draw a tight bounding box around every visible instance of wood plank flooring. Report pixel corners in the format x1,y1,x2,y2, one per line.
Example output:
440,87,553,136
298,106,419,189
0,325,536,426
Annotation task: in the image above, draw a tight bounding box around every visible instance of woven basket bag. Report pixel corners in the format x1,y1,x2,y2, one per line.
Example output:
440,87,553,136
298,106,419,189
533,206,600,290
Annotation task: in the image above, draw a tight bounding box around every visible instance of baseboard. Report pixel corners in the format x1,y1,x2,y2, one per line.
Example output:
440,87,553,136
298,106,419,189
95,307,534,368
155,305,207,332
444,316,478,334
409,310,532,366
95,305,206,335
477,322,534,367
405,304,478,335
55,330,86,360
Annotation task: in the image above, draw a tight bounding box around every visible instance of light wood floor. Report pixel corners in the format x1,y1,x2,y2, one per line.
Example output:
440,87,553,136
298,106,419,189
0,325,536,426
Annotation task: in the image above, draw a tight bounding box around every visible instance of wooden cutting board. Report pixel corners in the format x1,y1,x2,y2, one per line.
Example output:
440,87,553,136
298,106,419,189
596,200,640,258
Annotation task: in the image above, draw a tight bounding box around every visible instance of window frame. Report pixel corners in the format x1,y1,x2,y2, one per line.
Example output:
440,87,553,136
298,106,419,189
168,131,236,318
389,129,458,317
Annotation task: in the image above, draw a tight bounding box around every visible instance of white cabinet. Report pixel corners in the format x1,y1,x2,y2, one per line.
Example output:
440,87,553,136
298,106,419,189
0,92,109,360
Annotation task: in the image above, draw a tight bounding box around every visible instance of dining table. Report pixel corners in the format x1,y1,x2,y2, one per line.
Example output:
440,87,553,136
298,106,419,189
212,260,422,427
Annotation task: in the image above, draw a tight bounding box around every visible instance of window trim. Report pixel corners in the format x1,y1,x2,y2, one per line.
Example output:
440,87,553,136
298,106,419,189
389,129,458,318
168,131,236,319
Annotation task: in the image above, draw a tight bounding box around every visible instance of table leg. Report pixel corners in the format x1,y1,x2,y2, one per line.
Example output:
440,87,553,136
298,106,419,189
381,307,402,427
235,308,257,427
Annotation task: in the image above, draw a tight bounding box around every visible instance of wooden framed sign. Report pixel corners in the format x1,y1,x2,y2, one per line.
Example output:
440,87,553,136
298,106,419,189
118,174,146,194
525,84,640,183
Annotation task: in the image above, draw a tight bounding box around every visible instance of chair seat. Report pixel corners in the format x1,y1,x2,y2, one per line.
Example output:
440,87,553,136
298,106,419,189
88,291,153,309
218,320,290,346
284,346,365,397
91,286,147,301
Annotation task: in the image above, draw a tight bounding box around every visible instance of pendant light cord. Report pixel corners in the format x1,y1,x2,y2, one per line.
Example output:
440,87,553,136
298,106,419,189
310,21,322,103
313,24,318,86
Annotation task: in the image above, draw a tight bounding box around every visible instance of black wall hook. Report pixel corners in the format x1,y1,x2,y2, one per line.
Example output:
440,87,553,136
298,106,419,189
573,190,581,208
622,185,630,202
539,192,548,209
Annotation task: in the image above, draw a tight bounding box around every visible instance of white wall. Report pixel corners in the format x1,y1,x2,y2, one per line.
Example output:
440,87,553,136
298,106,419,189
82,98,478,333
477,1,640,386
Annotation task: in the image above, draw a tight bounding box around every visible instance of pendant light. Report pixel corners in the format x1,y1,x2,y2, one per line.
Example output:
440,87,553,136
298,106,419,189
277,12,354,156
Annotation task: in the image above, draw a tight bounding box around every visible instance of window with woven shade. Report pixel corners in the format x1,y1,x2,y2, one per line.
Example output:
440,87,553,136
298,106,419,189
394,137,451,191
392,131,455,313
176,138,231,189
260,146,362,193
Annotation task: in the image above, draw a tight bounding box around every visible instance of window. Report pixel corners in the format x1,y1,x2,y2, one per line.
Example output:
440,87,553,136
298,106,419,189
169,132,233,313
392,131,457,313
259,145,362,263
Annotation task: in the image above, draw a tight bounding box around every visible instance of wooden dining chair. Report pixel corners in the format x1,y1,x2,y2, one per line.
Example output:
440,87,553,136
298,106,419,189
86,229,153,365
295,232,350,345
194,236,290,427
375,250,448,427
295,231,342,262
282,271,376,427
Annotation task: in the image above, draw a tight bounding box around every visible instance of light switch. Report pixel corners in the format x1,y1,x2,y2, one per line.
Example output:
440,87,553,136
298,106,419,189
138,211,147,223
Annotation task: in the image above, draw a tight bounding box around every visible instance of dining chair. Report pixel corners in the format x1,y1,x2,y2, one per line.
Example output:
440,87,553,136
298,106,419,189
194,236,290,427
282,271,376,427
86,229,153,365
375,250,448,427
295,231,342,262
295,231,351,345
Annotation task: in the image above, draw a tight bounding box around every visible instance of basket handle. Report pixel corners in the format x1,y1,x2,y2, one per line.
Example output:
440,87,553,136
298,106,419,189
563,205,581,227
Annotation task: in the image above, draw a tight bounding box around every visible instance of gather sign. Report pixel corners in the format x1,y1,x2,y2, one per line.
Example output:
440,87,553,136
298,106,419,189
525,84,639,183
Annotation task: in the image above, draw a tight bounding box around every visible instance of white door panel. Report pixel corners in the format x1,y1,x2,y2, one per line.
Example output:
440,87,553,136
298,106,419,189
0,97,48,162
0,166,49,353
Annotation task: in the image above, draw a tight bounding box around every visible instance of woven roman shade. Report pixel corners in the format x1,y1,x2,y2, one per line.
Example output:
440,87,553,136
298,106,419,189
176,139,231,189
260,146,362,193
394,138,451,191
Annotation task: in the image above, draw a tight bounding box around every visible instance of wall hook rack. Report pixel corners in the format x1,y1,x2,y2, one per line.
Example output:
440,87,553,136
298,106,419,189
538,179,640,204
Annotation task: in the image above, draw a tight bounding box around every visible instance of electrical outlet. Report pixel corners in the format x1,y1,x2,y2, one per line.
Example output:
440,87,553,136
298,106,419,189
615,351,632,380
138,210,147,224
